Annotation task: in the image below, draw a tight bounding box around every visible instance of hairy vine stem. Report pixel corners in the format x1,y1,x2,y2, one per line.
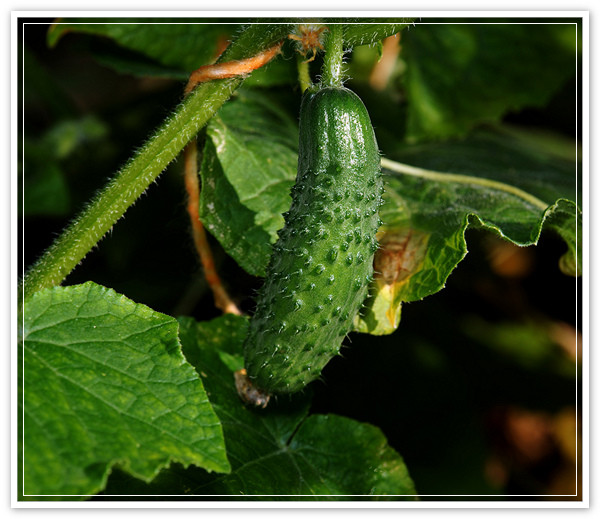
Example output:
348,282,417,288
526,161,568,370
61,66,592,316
20,23,292,307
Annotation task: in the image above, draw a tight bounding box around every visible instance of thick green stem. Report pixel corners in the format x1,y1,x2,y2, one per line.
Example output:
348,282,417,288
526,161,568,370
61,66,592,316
321,24,345,88
21,23,292,306
22,79,239,304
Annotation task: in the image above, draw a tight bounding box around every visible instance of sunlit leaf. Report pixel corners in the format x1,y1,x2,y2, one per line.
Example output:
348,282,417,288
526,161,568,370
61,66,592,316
402,22,578,140
99,315,417,499
20,282,229,499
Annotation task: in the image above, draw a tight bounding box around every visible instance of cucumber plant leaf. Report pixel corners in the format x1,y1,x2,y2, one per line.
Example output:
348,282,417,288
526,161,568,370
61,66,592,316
382,127,580,282
47,19,237,75
402,22,578,141
353,127,580,334
20,282,229,500
199,90,298,277
87,46,191,80
99,314,417,499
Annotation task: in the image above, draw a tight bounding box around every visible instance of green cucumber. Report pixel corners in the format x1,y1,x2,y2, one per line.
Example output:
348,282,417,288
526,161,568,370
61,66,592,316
243,85,383,395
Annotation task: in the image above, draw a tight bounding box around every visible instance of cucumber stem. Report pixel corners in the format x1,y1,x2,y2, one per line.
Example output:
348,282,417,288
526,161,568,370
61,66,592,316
321,24,345,88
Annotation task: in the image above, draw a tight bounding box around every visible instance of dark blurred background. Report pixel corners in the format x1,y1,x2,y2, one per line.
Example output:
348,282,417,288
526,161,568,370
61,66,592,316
19,20,582,500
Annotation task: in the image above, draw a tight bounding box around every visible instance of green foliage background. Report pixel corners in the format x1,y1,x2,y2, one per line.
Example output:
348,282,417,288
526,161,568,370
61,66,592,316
19,18,582,501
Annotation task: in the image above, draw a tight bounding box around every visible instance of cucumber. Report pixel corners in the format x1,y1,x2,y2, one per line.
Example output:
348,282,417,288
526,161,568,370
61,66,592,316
243,86,383,395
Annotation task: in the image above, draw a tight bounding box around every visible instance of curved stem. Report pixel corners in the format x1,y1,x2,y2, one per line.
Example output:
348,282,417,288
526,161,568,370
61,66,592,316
183,140,241,316
185,40,283,95
321,24,345,88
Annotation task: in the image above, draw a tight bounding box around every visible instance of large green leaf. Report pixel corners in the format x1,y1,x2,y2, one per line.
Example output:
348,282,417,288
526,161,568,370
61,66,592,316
382,127,580,282
47,19,237,74
354,128,580,334
20,282,229,500
99,314,417,499
199,91,298,276
402,22,578,141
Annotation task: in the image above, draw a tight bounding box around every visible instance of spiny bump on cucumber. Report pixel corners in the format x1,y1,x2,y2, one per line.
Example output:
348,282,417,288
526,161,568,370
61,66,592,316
242,85,383,397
